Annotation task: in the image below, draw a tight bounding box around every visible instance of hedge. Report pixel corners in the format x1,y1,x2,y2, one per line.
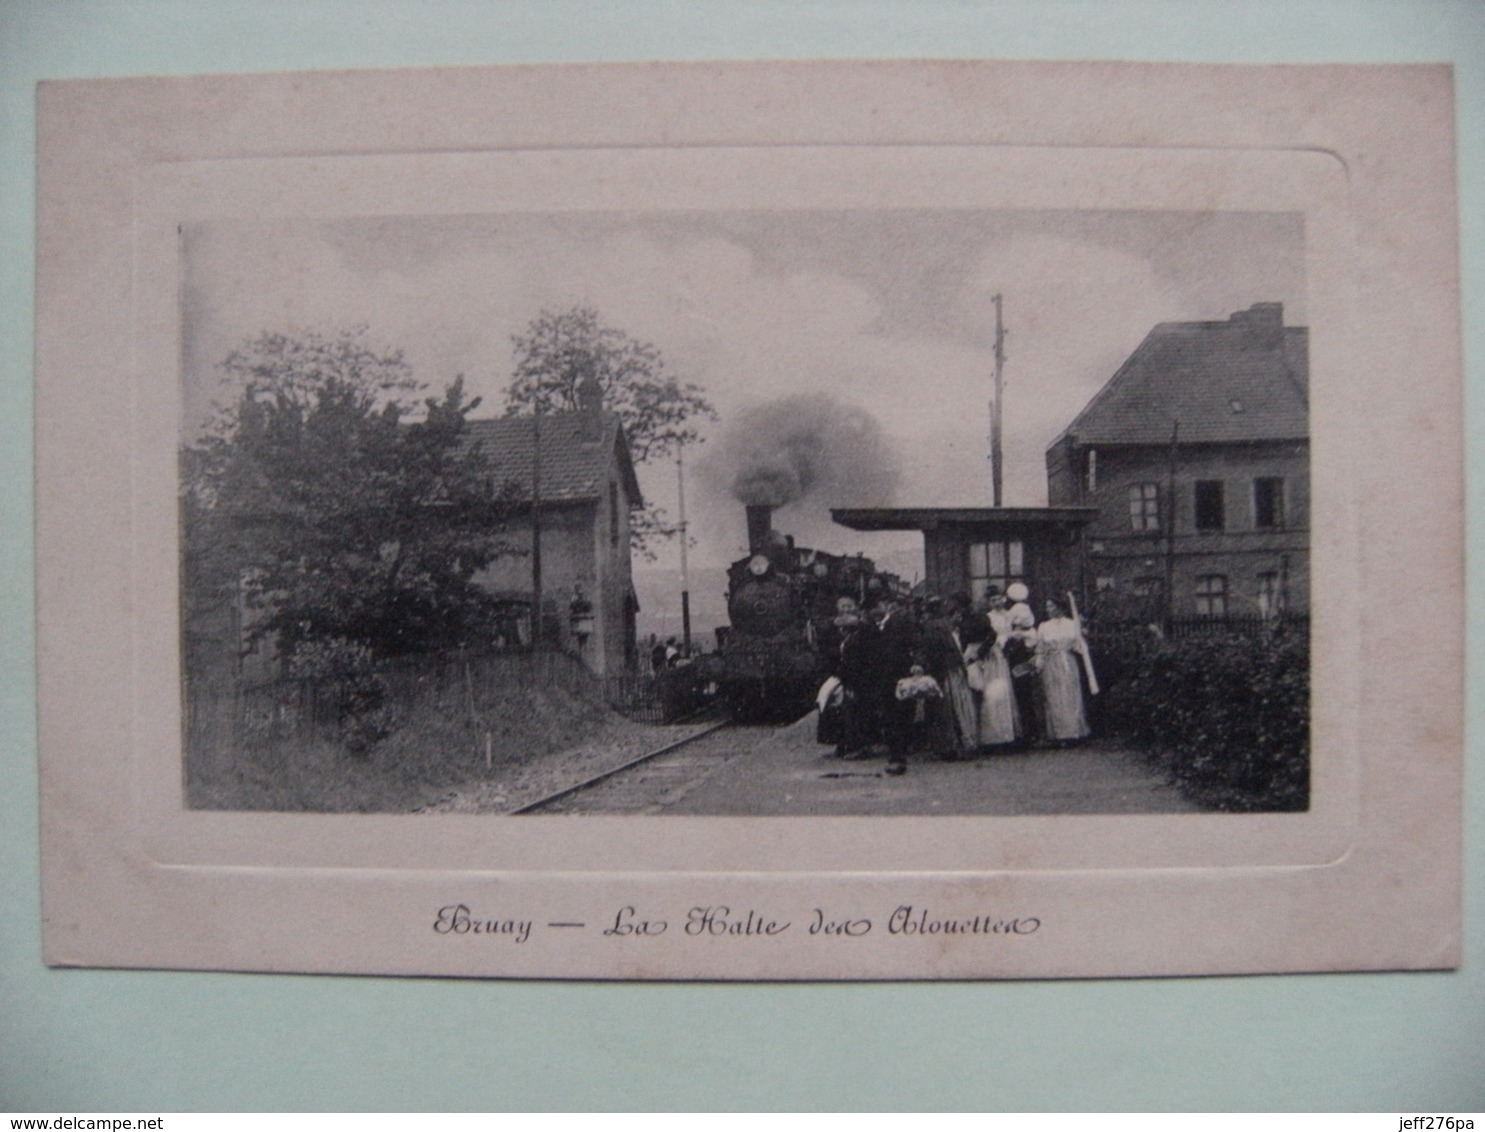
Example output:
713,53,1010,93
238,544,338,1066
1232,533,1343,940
1093,623,1309,812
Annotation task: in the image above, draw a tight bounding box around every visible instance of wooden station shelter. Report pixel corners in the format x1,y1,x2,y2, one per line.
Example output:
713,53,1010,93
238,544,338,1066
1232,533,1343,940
830,506,1098,610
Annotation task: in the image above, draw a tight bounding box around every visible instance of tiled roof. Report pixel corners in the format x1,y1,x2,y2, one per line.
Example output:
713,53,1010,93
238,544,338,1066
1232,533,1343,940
1054,304,1308,447
462,411,644,507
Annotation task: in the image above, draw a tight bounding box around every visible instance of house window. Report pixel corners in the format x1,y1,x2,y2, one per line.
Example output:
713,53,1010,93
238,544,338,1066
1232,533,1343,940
1131,576,1163,598
1195,574,1228,617
967,539,1025,603
1084,449,1098,493
1254,477,1286,530
1256,571,1284,619
1194,480,1225,532
608,482,620,548
1129,483,1160,531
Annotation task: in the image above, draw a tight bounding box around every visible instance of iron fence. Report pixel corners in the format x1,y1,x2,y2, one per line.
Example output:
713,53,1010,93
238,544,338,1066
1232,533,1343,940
1088,612,1308,644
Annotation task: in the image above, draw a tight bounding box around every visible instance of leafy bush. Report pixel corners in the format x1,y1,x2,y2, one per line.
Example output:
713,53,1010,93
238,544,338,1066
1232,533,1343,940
286,637,397,753
1094,623,1309,812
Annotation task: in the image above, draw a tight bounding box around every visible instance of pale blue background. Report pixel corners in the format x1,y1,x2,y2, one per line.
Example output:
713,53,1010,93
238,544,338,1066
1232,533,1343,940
2,1,1480,1112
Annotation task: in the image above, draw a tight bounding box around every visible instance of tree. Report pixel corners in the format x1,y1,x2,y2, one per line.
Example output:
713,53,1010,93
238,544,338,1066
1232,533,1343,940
233,324,420,398
182,328,521,672
505,307,715,555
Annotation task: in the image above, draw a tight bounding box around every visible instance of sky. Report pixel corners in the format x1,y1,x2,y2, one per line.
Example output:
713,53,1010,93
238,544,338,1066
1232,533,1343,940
182,207,1306,576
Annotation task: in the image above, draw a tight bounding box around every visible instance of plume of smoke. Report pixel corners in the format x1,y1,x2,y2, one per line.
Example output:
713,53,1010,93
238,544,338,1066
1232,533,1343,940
710,394,902,508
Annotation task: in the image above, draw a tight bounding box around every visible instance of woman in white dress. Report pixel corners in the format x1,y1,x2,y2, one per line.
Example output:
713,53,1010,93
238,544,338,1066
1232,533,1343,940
1035,598,1092,742
964,591,1020,747
1002,583,1041,744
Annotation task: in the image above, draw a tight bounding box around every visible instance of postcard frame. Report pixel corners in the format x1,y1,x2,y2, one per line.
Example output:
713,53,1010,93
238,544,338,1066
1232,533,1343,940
36,60,1462,979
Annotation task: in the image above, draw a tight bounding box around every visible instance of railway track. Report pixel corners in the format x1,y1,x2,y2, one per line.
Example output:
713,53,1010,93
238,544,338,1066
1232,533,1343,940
511,718,740,814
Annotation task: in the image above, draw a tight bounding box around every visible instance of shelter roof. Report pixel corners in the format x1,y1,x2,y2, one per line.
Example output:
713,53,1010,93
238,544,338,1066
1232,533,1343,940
832,507,1098,532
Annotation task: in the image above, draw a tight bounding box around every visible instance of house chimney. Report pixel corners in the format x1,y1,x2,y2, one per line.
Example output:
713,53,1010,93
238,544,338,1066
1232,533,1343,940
746,504,774,556
577,373,604,441
1235,302,1284,348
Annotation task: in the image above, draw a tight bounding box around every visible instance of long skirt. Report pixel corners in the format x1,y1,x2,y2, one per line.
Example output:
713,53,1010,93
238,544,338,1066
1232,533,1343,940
817,687,867,753
917,669,977,755
969,654,1019,746
944,667,979,753
1039,650,1090,740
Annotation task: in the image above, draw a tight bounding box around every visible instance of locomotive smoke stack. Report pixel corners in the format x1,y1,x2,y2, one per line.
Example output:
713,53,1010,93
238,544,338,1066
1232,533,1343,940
745,504,775,556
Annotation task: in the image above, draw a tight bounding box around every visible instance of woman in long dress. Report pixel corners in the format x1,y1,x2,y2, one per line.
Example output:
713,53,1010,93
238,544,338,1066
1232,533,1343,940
965,624,1020,748
1035,598,1092,742
918,597,979,759
1002,583,1041,744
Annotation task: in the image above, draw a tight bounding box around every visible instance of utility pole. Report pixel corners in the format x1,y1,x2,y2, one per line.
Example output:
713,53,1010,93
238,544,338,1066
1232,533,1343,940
1164,418,1179,630
531,411,543,648
677,446,692,655
990,293,1007,507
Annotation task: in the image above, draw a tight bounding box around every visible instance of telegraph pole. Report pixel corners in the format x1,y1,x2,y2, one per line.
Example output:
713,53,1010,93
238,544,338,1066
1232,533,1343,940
1164,418,1179,630
990,293,1007,507
677,446,692,654
531,411,543,648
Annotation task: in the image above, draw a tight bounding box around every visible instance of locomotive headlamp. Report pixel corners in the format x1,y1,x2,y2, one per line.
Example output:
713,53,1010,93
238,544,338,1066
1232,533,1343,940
748,555,770,577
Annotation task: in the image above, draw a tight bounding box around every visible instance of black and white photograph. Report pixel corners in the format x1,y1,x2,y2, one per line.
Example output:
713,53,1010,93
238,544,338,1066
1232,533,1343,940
8,0,1482,1111
33,59,1460,982
178,207,1310,819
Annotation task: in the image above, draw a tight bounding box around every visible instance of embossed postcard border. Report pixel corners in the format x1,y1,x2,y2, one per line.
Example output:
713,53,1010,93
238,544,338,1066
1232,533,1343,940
35,61,1462,979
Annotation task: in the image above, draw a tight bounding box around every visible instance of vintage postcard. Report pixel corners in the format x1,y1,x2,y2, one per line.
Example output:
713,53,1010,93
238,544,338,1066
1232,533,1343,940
36,61,1461,978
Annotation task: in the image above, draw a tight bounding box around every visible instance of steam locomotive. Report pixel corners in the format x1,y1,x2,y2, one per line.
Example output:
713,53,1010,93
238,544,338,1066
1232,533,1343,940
700,503,908,721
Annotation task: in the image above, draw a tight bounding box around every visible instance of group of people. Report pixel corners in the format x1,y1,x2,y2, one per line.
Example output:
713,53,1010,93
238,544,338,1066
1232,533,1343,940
648,636,684,673
814,583,1096,776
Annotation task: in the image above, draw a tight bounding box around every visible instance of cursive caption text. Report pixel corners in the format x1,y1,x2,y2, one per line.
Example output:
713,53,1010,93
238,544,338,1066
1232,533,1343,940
432,902,1041,944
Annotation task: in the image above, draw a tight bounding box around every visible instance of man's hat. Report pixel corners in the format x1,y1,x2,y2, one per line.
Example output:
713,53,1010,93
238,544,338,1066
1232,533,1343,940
1006,583,1030,602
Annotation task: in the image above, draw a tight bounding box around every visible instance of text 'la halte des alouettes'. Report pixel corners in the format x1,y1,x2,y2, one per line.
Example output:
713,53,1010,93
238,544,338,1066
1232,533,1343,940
601,904,1043,939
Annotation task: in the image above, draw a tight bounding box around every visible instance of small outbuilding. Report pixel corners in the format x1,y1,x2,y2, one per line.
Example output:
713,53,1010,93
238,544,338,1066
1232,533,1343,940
830,506,1097,611
465,378,644,676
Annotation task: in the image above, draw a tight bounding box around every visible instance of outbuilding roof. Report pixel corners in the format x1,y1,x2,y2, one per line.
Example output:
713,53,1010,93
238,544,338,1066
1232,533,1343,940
462,411,644,508
1053,303,1308,448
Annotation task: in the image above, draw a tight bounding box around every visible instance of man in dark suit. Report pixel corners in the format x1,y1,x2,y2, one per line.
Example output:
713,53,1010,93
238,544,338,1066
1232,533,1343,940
865,594,922,776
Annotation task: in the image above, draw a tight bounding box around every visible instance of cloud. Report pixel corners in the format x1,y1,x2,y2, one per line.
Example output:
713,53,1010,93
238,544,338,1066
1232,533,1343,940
183,211,1295,566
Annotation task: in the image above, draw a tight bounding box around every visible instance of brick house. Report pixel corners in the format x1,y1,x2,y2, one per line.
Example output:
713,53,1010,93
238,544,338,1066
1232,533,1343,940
464,378,644,676
1045,302,1308,623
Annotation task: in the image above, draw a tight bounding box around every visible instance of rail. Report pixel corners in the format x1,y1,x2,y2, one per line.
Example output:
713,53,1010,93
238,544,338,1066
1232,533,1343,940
506,718,732,814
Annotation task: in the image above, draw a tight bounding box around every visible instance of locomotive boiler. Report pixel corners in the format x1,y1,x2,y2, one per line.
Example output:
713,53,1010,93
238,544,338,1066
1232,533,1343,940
703,504,907,721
